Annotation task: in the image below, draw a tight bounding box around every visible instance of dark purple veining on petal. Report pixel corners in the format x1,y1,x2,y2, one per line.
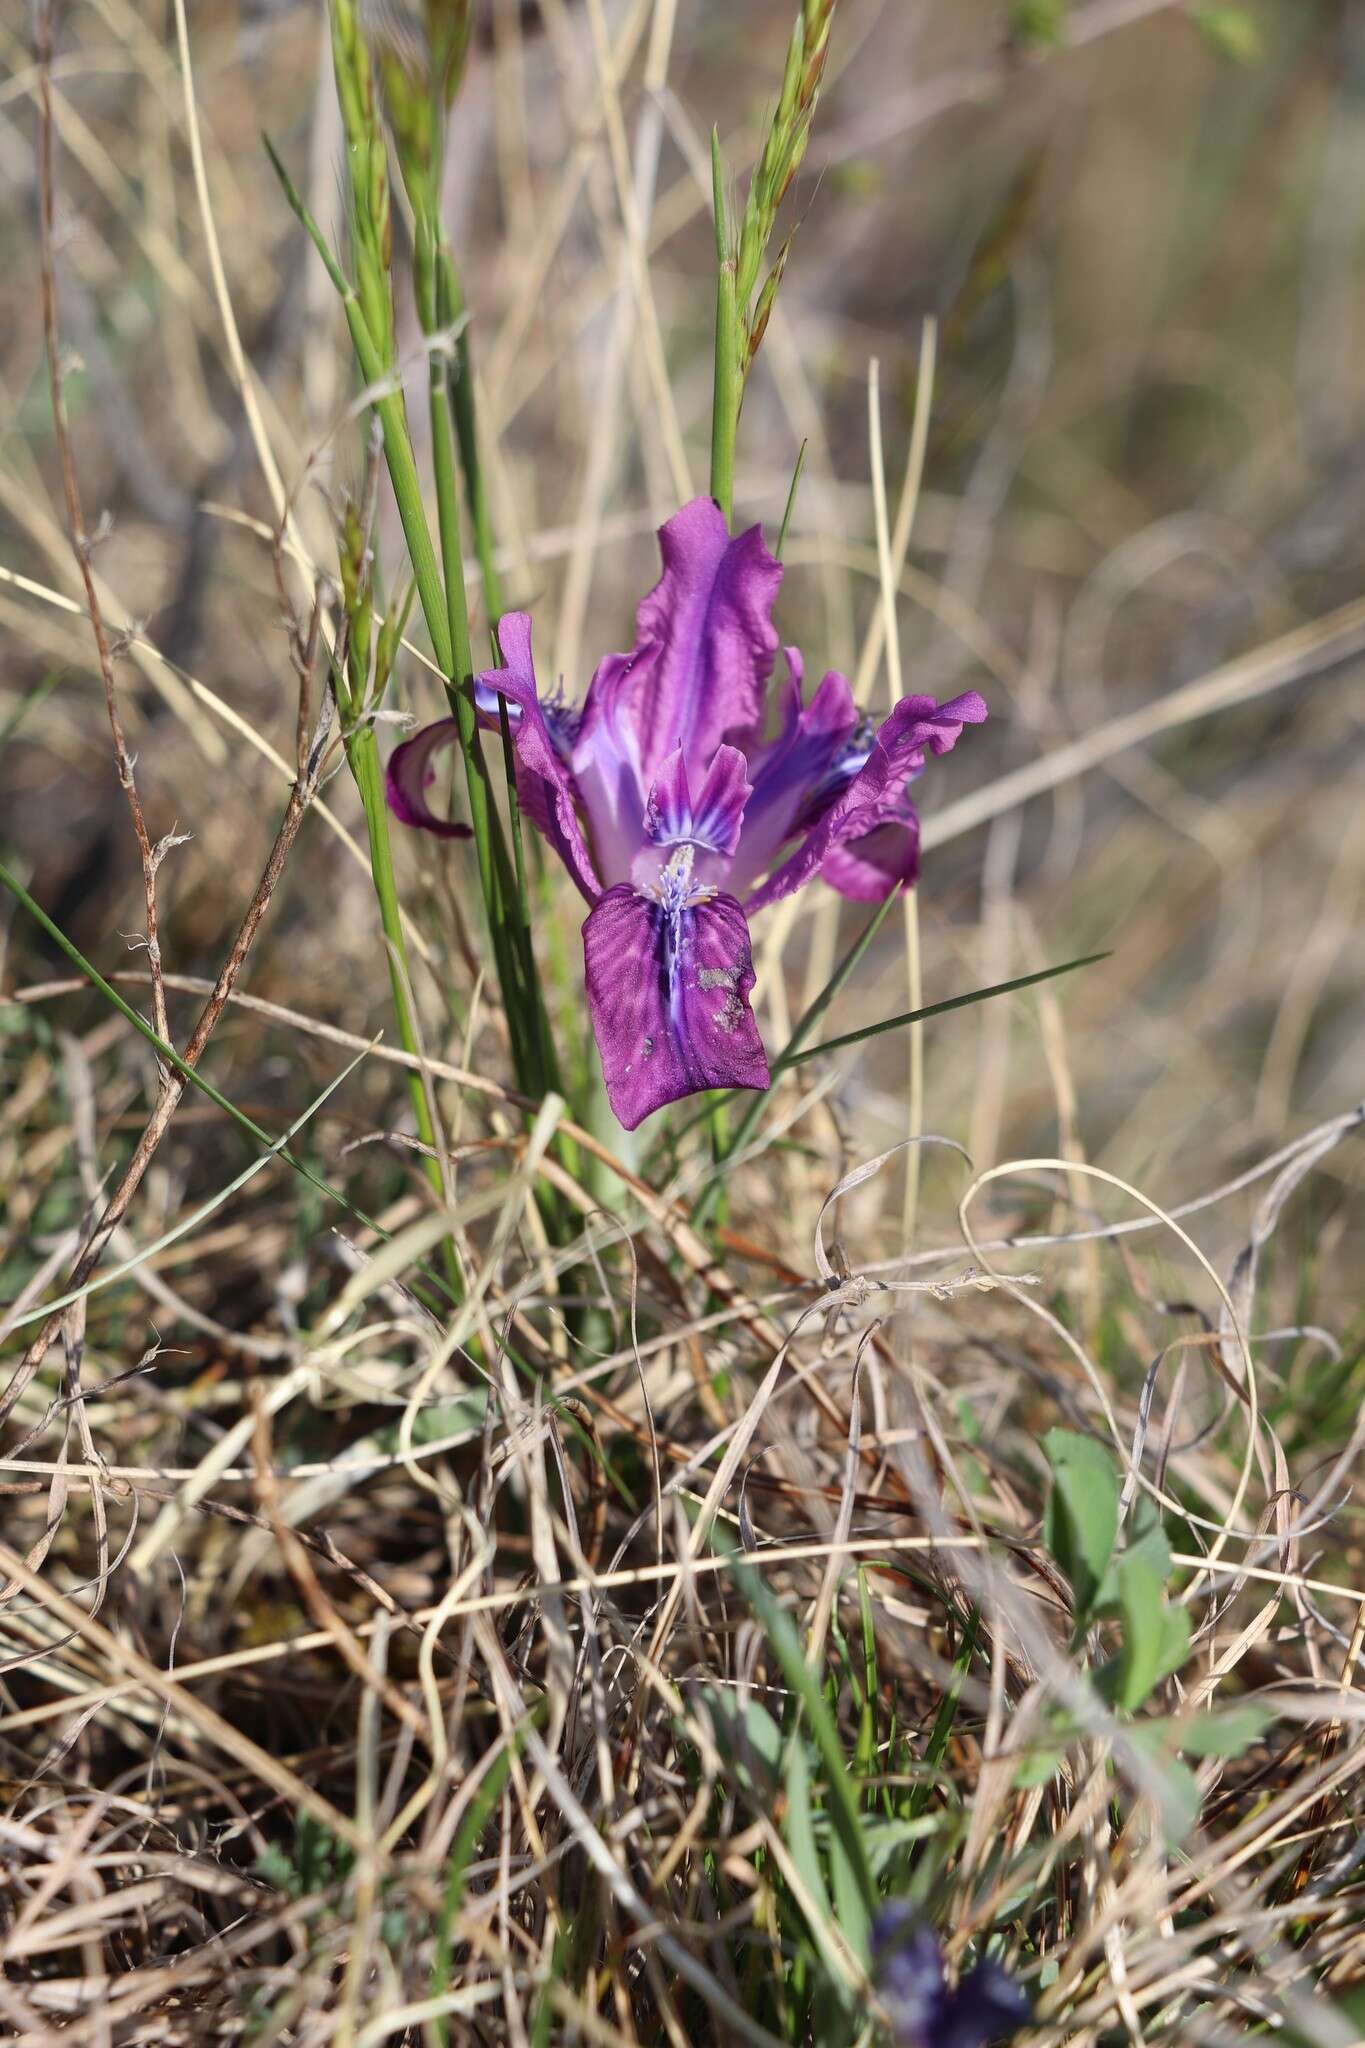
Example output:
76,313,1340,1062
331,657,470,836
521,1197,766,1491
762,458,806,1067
642,743,752,860
744,689,988,913
583,858,768,1129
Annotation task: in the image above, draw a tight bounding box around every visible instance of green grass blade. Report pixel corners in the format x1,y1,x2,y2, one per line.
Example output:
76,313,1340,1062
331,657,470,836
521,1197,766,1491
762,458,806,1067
0,857,398,1251
776,440,808,560
779,951,1110,1070
724,1538,876,1962
908,1605,979,1822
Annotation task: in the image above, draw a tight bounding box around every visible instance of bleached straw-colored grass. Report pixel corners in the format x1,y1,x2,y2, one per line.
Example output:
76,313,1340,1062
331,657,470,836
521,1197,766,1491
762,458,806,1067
1,3,1362,2043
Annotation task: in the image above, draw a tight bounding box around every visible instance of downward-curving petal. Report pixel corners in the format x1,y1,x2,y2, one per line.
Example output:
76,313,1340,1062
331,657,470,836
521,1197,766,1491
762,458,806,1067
745,690,988,912
819,802,921,901
475,612,603,903
723,663,860,894
582,885,769,1129
385,720,473,840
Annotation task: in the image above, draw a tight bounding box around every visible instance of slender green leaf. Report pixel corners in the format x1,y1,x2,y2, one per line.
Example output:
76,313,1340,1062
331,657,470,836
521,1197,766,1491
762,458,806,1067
1042,1430,1120,1628
783,1737,835,1926
776,439,808,559
782,952,1110,1069
909,1607,979,1820
725,1544,876,1961
1157,1703,1271,1759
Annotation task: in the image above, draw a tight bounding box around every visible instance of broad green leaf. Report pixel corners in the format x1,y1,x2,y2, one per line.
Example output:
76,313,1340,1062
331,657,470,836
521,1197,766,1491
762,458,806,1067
783,1737,835,1927
1111,1555,1169,1712
1042,1431,1119,1627
1164,1702,1270,1759
1155,1602,1192,1685
696,1685,784,1796
1135,1741,1201,1840
1192,5,1262,63
1127,1726,1207,1839
1014,1744,1066,1789
1119,1496,1173,1584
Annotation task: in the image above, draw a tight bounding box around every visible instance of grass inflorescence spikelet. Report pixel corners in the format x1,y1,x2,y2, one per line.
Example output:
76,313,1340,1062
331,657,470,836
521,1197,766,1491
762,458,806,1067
739,1,837,353
711,0,838,517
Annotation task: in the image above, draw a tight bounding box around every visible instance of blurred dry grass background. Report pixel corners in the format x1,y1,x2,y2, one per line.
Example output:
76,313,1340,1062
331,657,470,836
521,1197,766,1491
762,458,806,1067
2,1,1364,2041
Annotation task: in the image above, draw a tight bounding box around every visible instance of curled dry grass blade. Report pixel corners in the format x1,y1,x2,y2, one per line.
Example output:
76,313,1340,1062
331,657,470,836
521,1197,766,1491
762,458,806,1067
2,3,1364,2045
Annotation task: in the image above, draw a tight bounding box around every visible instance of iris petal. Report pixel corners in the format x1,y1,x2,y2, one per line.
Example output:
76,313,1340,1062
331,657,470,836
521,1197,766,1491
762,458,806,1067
820,808,920,901
474,613,603,903
582,884,769,1129
723,664,859,894
643,743,751,858
573,498,782,880
745,689,988,912
385,719,474,840
936,1962,1029,2048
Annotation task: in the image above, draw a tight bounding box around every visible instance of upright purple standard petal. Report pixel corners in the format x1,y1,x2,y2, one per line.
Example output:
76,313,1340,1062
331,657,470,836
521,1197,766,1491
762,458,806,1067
745,689,988,912
642,743,751,859
572,498,782,881
475,612,603,903
385,720,473,840
582,875,769,1129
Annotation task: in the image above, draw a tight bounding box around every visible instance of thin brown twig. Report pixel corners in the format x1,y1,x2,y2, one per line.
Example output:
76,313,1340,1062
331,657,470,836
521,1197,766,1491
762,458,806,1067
35,0,171,1055
0,690,336,1427
248,1396,440,1751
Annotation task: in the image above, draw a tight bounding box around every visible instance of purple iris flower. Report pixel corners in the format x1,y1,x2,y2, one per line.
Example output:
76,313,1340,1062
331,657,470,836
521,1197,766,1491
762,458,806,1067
872,1906,1028,2048
386,497,986,1130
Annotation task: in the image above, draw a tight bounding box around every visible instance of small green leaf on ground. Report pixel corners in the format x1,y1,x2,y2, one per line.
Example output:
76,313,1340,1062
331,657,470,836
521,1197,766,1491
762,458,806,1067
1042,1429,1120,1627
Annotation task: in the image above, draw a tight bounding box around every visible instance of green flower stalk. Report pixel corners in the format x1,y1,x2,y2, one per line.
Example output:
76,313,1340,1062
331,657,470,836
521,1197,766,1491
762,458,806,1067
711,0,838,521
303,0,555,1105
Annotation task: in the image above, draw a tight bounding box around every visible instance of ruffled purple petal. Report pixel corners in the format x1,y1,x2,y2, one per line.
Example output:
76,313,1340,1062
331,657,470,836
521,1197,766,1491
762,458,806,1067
572,498,782,879
723,664,860,894
582,883,769,1130
745,689,987,913
819,806,920,901
473,675,580,760
385,719,474,840
643,743,751,858
475,612,602,904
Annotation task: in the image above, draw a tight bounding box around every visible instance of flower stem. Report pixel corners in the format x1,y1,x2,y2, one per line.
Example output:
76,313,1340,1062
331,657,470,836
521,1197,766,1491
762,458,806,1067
346,720,464,1300
438,247,504,621
709,128,739,525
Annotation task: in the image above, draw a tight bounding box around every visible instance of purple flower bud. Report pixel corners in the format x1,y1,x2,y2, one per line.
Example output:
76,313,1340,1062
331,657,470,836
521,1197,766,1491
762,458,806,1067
872,1906,1028,2048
